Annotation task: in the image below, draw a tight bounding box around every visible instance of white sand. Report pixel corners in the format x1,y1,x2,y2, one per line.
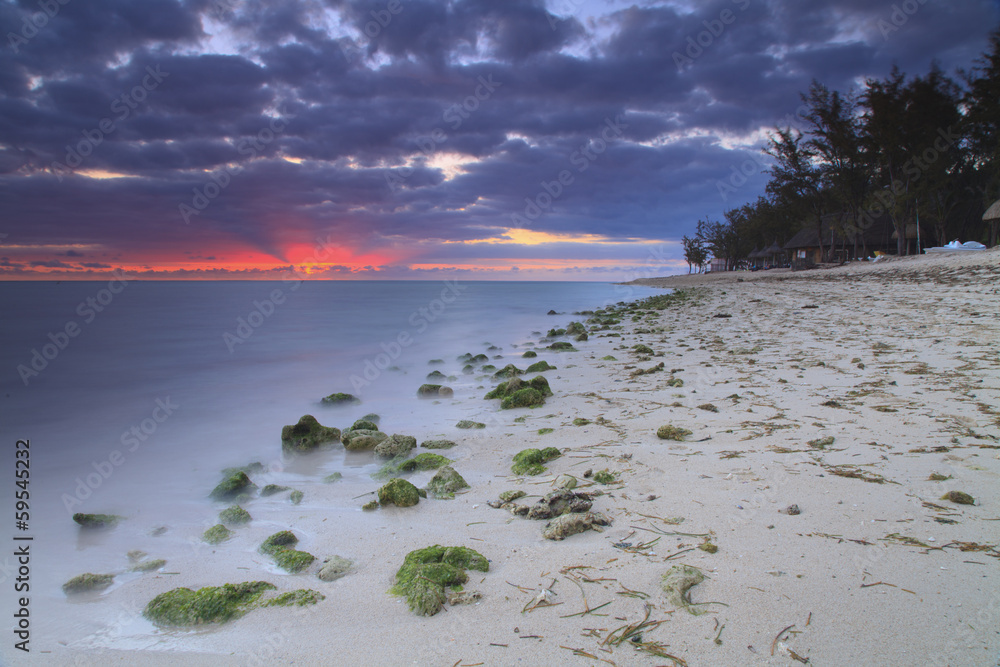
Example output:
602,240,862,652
22,250,1000,666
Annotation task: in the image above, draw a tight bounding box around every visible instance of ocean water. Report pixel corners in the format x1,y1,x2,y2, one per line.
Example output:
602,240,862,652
0,279,660,646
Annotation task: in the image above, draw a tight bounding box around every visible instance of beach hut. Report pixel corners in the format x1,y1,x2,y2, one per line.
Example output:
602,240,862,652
763,240,784,268
747,247,764,269
984,198,1000,247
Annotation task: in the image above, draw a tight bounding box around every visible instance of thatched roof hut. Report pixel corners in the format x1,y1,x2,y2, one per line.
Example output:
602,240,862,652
985,199,1000,247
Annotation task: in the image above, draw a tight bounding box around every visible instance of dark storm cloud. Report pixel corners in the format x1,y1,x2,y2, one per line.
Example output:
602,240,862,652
1,0,997,274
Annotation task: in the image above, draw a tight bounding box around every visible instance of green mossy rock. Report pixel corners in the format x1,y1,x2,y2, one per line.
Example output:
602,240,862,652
426,466,469,498
260,531,298,555
221,462,265,477
281,415,341,454
131,558,167,572
72,513,122,528
601,355,617,361
361,413,381,424
323,472,343,483
263,589,325,607
548,342,577,351
374,433,417,457
632,344,654,355
219,505,252,525
485,376,552,409
289,490,304,505
522,351,537,358
362,499,379,511
502,388,545,409
273,549,316,573
493,364,524,379
593,470,616,485
421,439,457,449
261,484,291,497
203,524,233,545
210,471,257,501
417,384,454,398
525,360,556,373
656,425,692,441
143,581,276,626
511,447,561,475
391,545,489,616
378,478,421,507
470,354,489,364
566,322,586,335
317,556,354,582
456,420,485,429
321,393,361,405
499,490,526,502
342,428,389,451
572,418,591,426
63,573,114,594
462,364,475,374
350,419,380,432
399,453,451,472
426,370,447,381
575,333,588,342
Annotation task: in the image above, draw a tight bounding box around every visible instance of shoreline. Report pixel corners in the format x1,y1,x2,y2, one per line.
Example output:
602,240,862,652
22,250,1000,666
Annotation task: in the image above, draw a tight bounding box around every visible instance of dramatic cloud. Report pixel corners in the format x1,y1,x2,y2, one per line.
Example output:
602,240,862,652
1,0,997,279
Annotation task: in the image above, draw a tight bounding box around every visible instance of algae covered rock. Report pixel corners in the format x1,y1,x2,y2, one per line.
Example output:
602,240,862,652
72,513,122,528
210,471,257,501
493,364,524,379
321,392,361,405
511,447,561,475
362,499,379,511
456,420,485,429
498,490,526,503
525,360,556,373
259,531,316,573
565,322,586,336
502,388,545,409
342,428,389,451
426,370,447,381
486,376,552,410
323,472,343,483
349,418,380,432
542,511,612,540
417,384,454,398
63,573,114,594
377,478,421,507
219,505,252,525
661,564,706,614
281,415,341,453
421,439,457,449
525,489,592,520
143,581,276,626
289,490,304,505
592,470,616,485
522,351,537,358
203,524,233,545
260,530,298,554
656,425,692,441
391,545,489,616
425,466,469,498
131,558,167,572
548,341,577,351
261,484,291,497
374,433,417,458
399,453,451,472
317,556,353,582
941,490,975,505
263,589,325,607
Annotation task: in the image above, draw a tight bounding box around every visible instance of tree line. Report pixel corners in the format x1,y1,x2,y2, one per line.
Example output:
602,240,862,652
683,28,1000,273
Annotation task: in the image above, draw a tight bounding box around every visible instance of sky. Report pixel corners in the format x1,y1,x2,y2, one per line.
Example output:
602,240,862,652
1,0,998,281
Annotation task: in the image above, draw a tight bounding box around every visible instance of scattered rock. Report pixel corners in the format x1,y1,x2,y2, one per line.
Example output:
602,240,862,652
511,447,561,475
572,418,591,426
421,439,457,449
259,531,315,573
782,504,801,516
261,484,291,497
63,573,114,594
219,505,252,525
317,556,354,582
542,511,612,540
498,490,526,503
323,472,343,483
290,490,304,505
203,524,233,545
698,542,718,554
456,420,485,429
656,425,692,441
425,466,470,498
697,403,719,413
941,490,975,505
210,471,257,501
378,478,421,507
374,434,417,457
342,428,389,451
131,558,167,572
349,418,380,432
321,393,360,406
72,513,122,528
426,370,447,381
390,545,489,616
548,341,577,351
281,415,341,454
525,360,557,373
493,364,524,379
807,436,835,449
554,474,577,490
417,384,454,398
522,351,537,358
362,499,379,511
592,470,616,485
661,564,705,614
143,581,277,626
263,589,325,607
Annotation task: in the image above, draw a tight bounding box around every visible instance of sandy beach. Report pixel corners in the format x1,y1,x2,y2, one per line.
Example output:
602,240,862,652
28,249,1000,667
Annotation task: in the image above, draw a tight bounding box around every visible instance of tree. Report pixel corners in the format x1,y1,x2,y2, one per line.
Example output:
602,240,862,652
682,235,707,273
764,127,828,260
963,27,1000,245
